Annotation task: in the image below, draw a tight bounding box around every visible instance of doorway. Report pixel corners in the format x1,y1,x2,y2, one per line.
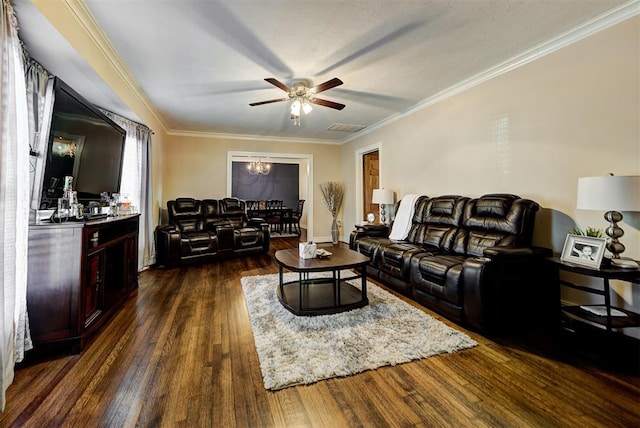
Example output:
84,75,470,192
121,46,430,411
362,151,379,223
354,143,381,224
227,151,313,239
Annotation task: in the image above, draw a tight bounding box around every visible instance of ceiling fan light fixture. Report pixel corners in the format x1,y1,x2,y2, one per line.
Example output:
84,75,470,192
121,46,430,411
302,101,313,114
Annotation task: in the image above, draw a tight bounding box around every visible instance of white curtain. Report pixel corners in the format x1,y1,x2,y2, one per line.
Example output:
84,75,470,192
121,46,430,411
0,0,32,411
101,110,155,269
24,59,52,209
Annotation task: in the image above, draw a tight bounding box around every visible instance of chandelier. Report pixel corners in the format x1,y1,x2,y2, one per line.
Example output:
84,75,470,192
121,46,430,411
53,137,77,158
247,158,271,175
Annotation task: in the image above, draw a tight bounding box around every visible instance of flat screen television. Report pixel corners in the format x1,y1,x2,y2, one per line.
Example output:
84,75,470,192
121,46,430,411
38,78,126,209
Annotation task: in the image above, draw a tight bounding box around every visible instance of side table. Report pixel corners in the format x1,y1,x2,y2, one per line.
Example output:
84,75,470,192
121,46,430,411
547,257,640,333
354,223,389,232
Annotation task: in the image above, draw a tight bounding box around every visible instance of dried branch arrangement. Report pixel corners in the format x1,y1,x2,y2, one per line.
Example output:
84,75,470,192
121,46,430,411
319,181,344,219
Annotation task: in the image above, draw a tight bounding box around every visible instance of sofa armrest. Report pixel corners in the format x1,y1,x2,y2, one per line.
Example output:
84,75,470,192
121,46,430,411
248,218,268,227
349,224,389,250
356,224,389,236
483,245,553,259
204,219,230,231
463,247,555,333
157,224,177,233
155,225,181,267
483,246,533,258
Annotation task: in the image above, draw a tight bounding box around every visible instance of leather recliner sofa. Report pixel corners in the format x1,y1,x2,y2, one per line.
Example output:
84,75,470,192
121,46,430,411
350,193,553,333
155,197,269,267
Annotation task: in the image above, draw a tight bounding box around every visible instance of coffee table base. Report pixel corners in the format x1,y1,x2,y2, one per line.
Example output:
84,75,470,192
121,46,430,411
277,270,368,316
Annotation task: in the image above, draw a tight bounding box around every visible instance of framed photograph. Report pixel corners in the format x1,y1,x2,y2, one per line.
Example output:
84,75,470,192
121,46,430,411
560,234,606,268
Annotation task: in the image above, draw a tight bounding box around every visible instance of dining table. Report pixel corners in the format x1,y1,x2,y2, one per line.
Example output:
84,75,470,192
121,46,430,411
248,206,294,233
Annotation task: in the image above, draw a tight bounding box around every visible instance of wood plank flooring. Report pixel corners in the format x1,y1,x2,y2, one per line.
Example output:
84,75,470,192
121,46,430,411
2,238,639,427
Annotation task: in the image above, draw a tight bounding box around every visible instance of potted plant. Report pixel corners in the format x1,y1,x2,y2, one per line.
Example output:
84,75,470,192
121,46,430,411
319,181,344,244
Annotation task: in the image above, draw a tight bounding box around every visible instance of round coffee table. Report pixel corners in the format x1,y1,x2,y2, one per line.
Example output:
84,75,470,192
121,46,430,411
274,246,370,316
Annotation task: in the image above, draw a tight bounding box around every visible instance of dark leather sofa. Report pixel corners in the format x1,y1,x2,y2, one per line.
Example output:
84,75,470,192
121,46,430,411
155,197,269,267
350,193,552,333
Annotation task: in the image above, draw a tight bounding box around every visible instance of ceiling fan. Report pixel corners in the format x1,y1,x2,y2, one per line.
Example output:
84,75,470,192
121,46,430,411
250,77,345,126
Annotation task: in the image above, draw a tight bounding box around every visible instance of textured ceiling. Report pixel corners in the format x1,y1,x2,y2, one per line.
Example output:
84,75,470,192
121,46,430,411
14,0,634,143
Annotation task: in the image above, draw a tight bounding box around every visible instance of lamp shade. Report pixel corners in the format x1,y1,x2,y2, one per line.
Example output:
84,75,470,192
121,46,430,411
577,175,640,211
372,188,394,205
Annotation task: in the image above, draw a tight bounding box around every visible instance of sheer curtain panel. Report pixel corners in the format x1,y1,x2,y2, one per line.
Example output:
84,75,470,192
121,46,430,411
101,109,155,269
0,0,32,410
25,59,53,211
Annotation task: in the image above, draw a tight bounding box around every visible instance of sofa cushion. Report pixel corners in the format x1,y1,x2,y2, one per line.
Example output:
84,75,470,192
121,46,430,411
168,198,205,233
464,194,538,237
176,218,203,233
474,196,510,217
220,197,246,214
225,215,246,229
412,196,468,251
460,194,539,255
459,229,519,257
403,196,430,243
202,199,223,229
356,236,390,267
378,242,426,280
234,227,264,248
180,231,218,255
422,225,458,250
170,198,202,217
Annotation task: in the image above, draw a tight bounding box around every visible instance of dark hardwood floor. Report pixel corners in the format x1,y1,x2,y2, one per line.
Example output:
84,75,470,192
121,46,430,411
3,237,639,427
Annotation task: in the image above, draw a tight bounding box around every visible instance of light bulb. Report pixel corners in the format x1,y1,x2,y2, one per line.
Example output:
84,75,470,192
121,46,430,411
290,100,301,116
302,101,313,114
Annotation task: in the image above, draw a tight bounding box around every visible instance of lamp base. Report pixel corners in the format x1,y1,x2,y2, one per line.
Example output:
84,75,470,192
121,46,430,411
610,258,639,269
604,210,626,260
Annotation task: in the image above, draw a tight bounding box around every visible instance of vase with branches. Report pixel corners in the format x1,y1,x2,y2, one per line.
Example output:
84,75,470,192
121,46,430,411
319,181,344,244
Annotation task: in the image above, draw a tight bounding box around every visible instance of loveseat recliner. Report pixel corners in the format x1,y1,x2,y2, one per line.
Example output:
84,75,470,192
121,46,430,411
155,197,269,267
350,193,553,333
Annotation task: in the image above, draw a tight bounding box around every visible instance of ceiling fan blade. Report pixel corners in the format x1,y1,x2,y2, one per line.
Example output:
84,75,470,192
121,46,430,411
264,78,291,92
310,98,346,110
249,98,288,106
311,78,343,94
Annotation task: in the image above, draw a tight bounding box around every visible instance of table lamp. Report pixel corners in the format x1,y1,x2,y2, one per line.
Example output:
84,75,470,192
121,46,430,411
372,188,395,224
577,174,640,268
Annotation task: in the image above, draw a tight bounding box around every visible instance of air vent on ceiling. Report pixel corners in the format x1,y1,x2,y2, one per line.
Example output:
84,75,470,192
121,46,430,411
327,123,366,133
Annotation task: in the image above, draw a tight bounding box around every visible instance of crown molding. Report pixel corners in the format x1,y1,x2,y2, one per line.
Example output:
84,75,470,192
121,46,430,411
58,0,168,133
341,0,640,144
166,129,341,145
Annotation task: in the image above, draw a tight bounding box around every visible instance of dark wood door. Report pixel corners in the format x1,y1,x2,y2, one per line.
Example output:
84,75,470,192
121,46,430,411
362,151,379,223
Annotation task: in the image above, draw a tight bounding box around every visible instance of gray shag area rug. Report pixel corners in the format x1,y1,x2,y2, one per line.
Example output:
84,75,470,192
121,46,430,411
241,271,477,390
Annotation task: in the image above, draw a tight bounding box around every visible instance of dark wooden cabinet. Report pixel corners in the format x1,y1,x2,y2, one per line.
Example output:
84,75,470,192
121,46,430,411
27,215,139,354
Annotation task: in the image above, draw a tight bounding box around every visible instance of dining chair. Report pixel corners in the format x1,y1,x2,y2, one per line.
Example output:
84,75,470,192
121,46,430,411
265,200,283,233
245,200,260,218
286,199,305,235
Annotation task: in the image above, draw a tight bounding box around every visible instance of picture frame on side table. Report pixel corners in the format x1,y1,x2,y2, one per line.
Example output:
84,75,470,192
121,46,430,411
560,234,606,268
